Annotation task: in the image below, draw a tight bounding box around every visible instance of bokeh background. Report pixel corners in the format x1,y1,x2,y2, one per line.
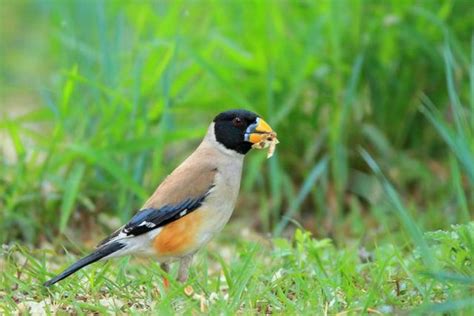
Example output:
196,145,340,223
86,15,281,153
1,0,472,248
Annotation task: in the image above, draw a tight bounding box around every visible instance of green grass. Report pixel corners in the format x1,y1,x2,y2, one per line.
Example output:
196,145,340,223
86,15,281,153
1,0,472,242
1,0,473,314
1,224,473,314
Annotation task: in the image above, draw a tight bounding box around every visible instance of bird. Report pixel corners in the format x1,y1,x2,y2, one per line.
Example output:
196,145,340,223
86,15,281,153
44,109,278,287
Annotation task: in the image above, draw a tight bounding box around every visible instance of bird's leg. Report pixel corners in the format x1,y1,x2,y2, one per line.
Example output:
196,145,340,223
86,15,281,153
177,255,193,283
160,262,170,288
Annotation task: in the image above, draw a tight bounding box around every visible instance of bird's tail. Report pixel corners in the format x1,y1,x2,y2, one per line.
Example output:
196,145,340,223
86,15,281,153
44,241,125,287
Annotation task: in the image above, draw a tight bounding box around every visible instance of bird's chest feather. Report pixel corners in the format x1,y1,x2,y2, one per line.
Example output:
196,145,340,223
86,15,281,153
199,166,242,233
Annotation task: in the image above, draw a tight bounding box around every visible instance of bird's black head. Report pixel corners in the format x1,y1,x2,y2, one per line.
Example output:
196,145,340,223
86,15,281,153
213,109,275,155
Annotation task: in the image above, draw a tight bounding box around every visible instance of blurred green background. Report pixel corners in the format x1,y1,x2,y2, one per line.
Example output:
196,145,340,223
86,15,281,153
0,0,472,245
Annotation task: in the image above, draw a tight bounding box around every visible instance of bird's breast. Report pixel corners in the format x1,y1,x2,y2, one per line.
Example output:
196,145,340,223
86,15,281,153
192,167,241,240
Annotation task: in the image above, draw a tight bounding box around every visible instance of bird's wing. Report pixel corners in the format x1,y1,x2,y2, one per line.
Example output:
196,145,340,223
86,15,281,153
123,193,212,236
97,155,218,247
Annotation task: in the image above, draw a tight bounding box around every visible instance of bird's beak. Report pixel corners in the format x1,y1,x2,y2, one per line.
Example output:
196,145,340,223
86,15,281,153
244,117,276,144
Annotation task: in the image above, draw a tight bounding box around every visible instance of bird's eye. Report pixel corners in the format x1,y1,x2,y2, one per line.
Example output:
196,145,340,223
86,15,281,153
232,117,244,127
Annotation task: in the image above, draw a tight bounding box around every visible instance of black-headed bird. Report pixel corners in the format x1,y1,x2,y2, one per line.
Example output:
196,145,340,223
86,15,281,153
44,109,278,287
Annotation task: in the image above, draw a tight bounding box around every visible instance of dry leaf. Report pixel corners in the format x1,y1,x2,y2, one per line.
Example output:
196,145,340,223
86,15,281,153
184,285,194,296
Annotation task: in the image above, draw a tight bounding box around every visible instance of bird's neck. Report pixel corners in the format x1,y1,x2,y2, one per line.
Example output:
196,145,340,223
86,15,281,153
202,123,245,160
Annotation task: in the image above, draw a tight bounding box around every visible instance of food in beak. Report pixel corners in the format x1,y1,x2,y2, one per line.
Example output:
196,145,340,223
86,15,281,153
244,117,279,158
251,131,279,158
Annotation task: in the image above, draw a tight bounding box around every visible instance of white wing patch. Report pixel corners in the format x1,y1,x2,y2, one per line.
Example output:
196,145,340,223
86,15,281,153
138,221,157,228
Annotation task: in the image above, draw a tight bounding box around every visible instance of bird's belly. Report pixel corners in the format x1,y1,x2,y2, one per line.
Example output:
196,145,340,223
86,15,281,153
152,204,234,262
195,204,235,243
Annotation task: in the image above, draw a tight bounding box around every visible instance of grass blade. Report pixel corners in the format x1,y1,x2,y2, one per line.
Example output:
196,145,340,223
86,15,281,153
59,163,85,233
359,148,436,269
273,156,329,236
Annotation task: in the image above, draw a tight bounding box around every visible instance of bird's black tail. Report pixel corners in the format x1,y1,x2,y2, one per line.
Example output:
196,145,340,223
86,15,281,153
44,242,125,287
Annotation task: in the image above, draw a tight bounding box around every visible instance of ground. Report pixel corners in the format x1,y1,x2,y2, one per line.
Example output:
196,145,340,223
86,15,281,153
1,223,472,315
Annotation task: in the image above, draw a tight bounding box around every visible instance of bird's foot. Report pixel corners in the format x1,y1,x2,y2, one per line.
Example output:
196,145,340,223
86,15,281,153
163,276,170,289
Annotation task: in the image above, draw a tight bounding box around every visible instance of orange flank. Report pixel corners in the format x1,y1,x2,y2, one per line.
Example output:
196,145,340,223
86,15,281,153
153,210,202,257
